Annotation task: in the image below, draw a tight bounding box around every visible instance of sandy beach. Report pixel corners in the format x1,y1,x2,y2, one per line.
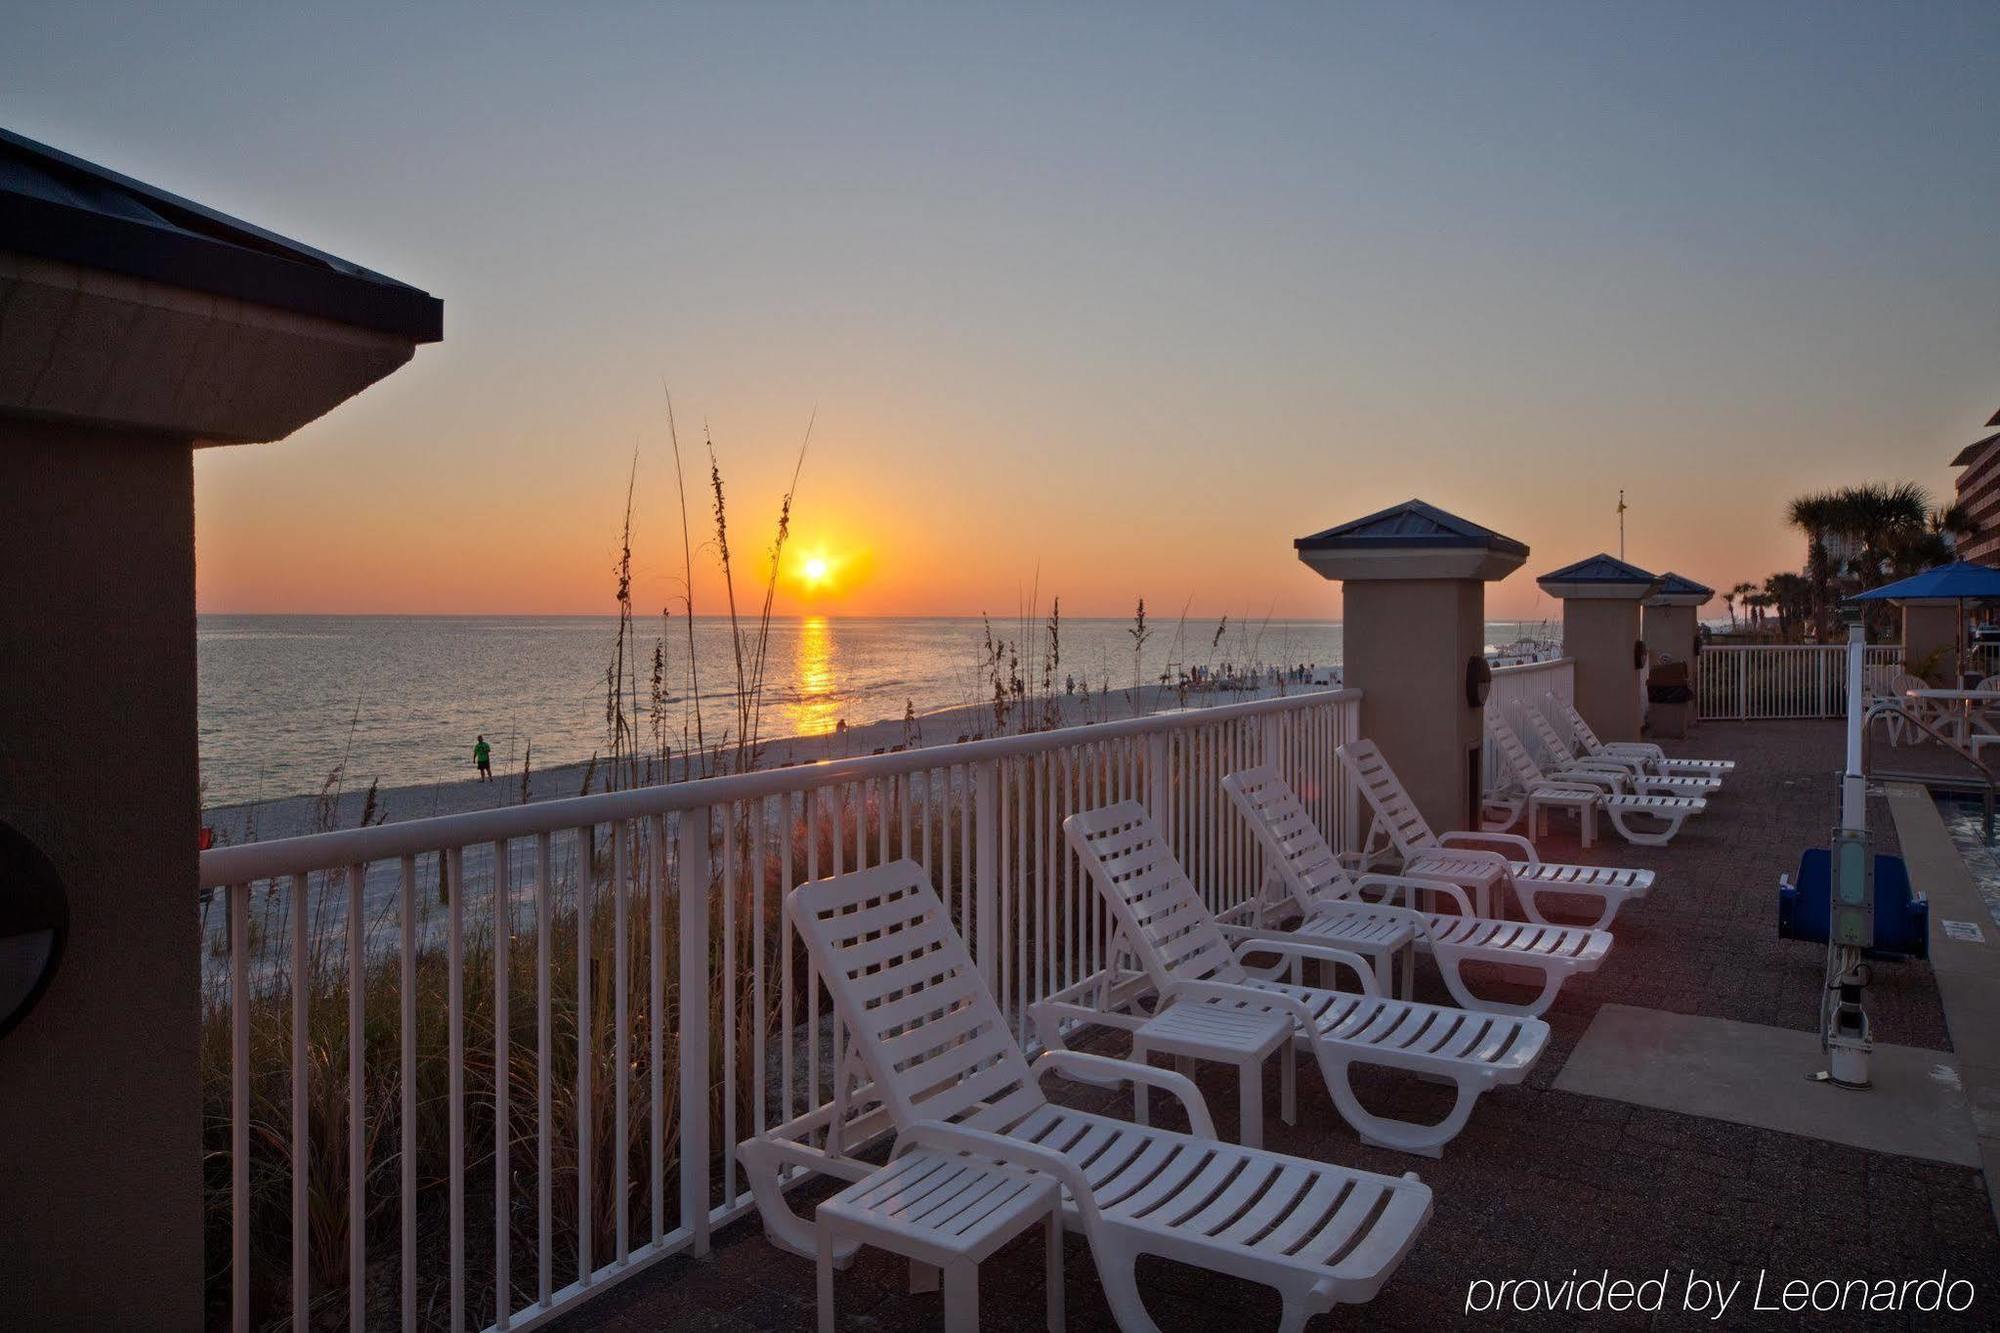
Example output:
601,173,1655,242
200,678,1327,846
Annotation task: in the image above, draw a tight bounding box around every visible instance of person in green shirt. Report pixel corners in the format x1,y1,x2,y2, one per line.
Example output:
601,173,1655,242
474,735,492,781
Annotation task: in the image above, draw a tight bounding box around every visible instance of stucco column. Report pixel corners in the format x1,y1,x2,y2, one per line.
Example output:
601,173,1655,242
1297,500,1527,836
1900,600,1959,684
1642,602,1696,670
1540,555,1661,744
0,418,200,1323
1642,572,1713,717
0,134,438,1323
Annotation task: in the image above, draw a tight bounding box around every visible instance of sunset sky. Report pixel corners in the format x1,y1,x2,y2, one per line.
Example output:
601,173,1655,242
7,3,1996,620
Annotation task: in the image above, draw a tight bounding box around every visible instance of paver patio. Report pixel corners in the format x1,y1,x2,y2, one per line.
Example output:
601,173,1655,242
551,721,2000,1330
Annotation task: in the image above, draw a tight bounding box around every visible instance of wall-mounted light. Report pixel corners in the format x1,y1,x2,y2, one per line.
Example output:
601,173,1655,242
1465,655,1493,708
0,820,67,1041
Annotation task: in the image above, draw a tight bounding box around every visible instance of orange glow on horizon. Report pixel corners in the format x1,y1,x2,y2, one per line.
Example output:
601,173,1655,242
189,397,1965,624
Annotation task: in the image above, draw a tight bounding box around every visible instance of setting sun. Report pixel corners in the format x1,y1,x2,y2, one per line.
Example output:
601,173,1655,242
788,543,856,600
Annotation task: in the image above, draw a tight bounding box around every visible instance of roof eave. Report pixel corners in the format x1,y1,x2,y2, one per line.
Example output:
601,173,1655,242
0,155,440,343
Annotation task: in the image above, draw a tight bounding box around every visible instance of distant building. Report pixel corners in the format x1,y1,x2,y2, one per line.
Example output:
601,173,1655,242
1818,532,1862,577
1951,406,2000,565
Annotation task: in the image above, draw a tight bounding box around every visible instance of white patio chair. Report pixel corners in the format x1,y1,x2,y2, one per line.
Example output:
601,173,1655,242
1879,672,1938,748
1222,764,1610,1016
1512,700,1720,792
1516,700,1719,797
1337,738,1654,931
1064,802,1548,1156
1486,709,1705,847
1550,695,1735,780
1972,675,2000,739
737,860,1433,1332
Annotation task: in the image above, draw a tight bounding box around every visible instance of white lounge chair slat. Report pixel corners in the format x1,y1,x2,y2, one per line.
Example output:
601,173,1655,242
1066,803,1546,1156
1338,741,1653,932
1552,696,1735,776
1258,1174,1356,1256
739,859,1433,1328
1292,1182,1394,1266
1490,704,1708,845
1222,765,1612,1015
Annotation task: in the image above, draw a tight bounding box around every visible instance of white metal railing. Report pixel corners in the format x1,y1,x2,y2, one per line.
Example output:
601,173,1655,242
1696,644,1903,720
1483,657,1575,790
198,688,1362,1332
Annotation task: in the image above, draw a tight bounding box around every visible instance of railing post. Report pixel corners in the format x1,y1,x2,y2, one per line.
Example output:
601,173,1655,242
1339,696,1362,857
1146,731,1170,830
974,761,999,989
678,806,713,1255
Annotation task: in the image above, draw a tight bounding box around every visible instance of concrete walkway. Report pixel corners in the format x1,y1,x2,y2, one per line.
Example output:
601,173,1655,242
1556,1004,1978,1166
1889,783,2000,1228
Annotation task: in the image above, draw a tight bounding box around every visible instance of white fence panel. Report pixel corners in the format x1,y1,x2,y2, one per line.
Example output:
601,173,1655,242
1696,644,1903,720
198,688,1361,1333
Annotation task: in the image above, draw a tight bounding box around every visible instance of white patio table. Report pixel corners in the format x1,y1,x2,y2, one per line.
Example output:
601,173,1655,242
816,1148,1064,1333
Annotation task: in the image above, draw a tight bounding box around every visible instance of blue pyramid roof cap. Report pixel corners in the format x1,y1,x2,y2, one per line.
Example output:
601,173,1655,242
1294,499,1527,555
1539,553,1659,587
1652,571,1713,599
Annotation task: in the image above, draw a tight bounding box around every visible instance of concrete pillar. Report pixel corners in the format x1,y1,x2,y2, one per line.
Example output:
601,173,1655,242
1297,500,1527,835
1642,602,1697,669
1540,555,1661,744
0,418,200,1323
1901,600,1960,684
1642,572,1713,717
0,132,439,1323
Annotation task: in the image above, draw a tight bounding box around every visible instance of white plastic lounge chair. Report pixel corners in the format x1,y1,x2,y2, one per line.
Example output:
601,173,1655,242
739,860,1433,1332
1064,802,1548,1156
1518,702,1719,800
1338,739,1653,931
1491,708,1706,846
1550,695,1734,780
1486,707,1624,843
1222,765,1609,1017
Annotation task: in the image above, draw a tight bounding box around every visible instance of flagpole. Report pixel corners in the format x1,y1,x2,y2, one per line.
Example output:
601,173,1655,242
1617,489,1626,560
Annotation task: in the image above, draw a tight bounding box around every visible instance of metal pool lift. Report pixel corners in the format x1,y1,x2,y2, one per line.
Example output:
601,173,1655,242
1779,618,1933,1081
1821,617,1875,1088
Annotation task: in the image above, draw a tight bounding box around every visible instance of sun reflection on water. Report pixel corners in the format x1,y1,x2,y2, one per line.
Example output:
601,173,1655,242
786,616,840,737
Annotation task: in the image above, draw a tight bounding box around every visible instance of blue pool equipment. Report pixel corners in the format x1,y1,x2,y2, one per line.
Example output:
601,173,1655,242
1778,848,1928,960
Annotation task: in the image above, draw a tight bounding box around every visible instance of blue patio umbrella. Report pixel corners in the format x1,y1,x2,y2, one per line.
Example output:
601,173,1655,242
1845,560,2000,604
1846,560,2000,682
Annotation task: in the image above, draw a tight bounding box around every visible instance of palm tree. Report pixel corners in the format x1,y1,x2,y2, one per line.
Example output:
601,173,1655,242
1823,482,1937,640
1763,572,1811,641
1826,481,1931,588
1934,502,1975,540
1728,581,1758,631
1787,491,1840,640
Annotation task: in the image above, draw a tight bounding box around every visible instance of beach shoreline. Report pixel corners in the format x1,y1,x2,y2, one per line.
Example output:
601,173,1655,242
199,677,1328,846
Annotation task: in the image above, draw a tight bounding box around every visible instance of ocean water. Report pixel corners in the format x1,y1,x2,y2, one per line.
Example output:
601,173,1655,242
197,614,1554,807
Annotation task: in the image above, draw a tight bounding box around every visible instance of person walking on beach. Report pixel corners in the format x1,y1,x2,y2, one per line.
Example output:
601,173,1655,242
474,734,492,781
